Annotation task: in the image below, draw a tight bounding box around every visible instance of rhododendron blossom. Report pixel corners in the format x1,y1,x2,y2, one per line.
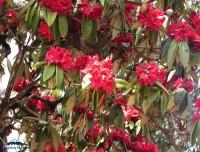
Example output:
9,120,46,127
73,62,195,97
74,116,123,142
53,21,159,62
195,97,200,112
6,10,20,28
86,149,104,152
45,47,73,71
123,106,141,121
137,3,165,31
39,22,54,41
86,120,103,140
125,3,136,23
0,0,4,8
167,22,195,41
81,55,115,94
36,95,56,112
134,62,166,86
44,142,65,152
114,98,127,106
78,0,103,20
112,34,133,43
36,0,72,15
13,76,30,92
174,78,194,92
73,54,89,72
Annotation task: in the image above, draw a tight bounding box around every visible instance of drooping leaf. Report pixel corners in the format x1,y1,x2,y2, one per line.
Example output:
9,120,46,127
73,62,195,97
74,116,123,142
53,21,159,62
65,93,75,115
161,38,172,59
59,15,68,37
56,65,63,89
115,78,130,89
43,63,56,82
115,107,125,128
18,0,36,17
111,15,121,40
81,17,93,40
178,41,190,68
119,0,125,11
52,19,60,44
27,2,38,29
127,95,135,106
46,11,57,27
144,90,160,106
161,93,167,114
108,106,119,123
62,87,74,105
155,81,169,94
167,39,178,70
190,120,200,146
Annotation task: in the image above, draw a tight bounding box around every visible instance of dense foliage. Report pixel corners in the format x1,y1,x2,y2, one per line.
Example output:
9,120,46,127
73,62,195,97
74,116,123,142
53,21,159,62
0,0,200,151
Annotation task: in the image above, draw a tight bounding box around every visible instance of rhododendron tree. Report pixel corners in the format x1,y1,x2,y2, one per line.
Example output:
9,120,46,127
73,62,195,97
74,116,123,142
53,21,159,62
0,0,200,152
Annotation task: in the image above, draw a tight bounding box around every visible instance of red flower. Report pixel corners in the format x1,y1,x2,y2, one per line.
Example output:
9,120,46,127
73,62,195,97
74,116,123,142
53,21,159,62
86,120,103,139
7,10,20,28
78,0,103,20
0,0,4,8
73,54,89,72
55,116,62,125
174,78,194,92
114,98,127,106
39,22,54,41
86,149,104,152
13,76,30,92
81,55,115,94
195,98,200,112
125,3,136,23
137,3,165,31
190,12,200,36
87,110,95,119
112,34,133,43
73,104,87,113
134,62,166,86
36,95,56,112
131,141,160,152
167,22,195,41
45,47,73,71
193,112,199,124
44,142,66,152
36,0,72,15
123,106,141,121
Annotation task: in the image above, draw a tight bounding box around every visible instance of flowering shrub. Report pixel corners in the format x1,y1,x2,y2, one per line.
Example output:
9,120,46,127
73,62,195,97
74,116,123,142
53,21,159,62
1,1,200,152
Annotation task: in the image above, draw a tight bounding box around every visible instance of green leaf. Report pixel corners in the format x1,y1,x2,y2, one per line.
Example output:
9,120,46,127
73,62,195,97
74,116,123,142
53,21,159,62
115,78,130,89
144,90,160,106
43,63,56,82
115,107,125,128
87,118,94,130
50,125,64,151
59,15,68,37
190,120,200,146
52,19,60,44
155,81,169,94
32,3,41,32
81,17,93,40
108,106,119,123
62,87,74,105
161,38,172,59
85,20,97,44
46,11,57,27
6,58,12,73
178,41,190,68
56,65,63,88
27,2,38,29
192,53,200,66
18,0,35,17
161,93,167,114
135,27,143,45
119,0,125,11
65,93,75,115
167,39,178,70
56,103,62,115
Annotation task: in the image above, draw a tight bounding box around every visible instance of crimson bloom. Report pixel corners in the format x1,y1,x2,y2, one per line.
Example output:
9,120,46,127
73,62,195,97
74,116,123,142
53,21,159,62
36,0,72,15
0,0,4,8
39,22,54,41
167,22,195,41
36,95,56,112
86,120,103,140
122,106,141,121
114,98,127,106
134,62,166,86
112,34,133,43
7,10,20,28
78,0,103,20
44,142,66,152
137,3,165,31
174,78,194,92
45,47,73,71
13,76,30,92
81,55,115,94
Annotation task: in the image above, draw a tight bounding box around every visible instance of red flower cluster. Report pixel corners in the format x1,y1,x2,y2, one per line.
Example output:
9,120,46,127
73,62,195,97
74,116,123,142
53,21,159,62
78,0,103,20
44,142,65,152
0,0,4,8
81,55,115,94
167,22,195,41
28,94,56,112
123,106,141,121
13,76,30,92
195,98,200,112
112,34,133,43
114,98,127,106
110,129,159,151
134,62,166,86
73,54,89,72
86,120,103,140
7,10,20,28
39,22,54,41
86,149,104,152
45,47,73,71
36,0,72,15
125,3,136,23
137,3,165,31
189,12,200,51
73,104,87,113
87,110,95,119
174,78,194,92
